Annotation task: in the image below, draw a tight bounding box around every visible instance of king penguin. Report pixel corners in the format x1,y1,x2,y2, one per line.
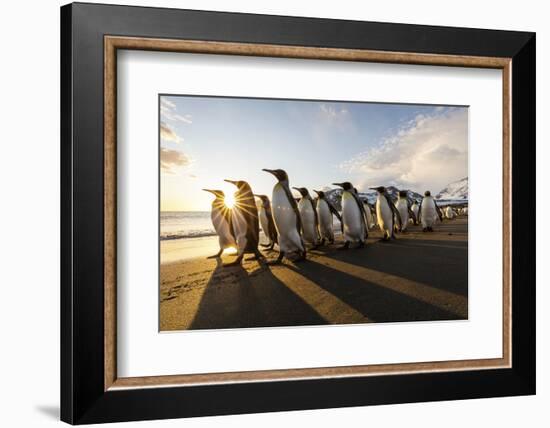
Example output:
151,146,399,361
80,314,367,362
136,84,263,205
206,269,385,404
223,179,263,266
363,201,375,230
254,194,278,250
332,182,367,249
411,200,420,225
202,189,237,258
418,190,443,232
313,190,342,245
262,169,306,263
370,186,402,240
353,187,370,240
445,205,456,220
395,190,413,232
293,187,320,247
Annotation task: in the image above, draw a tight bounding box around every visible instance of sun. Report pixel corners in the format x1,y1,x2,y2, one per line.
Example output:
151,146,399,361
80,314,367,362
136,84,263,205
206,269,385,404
224,193,235,208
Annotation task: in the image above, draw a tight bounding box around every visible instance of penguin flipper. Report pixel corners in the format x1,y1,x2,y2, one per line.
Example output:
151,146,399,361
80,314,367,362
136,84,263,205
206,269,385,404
385,194,402,231
282,184,304,236
326,200,343,233
351,192,368,238
309,197,321,242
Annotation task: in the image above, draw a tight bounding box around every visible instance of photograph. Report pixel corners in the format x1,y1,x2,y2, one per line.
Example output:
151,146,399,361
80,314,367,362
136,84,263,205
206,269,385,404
159,95,469,331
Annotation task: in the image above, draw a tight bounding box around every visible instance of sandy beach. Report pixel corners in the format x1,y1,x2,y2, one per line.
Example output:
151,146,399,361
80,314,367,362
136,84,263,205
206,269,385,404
160,217,468,331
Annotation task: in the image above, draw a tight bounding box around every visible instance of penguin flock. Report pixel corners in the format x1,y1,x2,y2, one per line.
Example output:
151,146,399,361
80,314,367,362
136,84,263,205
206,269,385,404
203,169,467,267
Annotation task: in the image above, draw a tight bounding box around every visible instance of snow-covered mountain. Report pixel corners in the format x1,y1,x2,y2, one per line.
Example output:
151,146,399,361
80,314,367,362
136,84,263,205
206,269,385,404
436,177,468,200
325,186,423,210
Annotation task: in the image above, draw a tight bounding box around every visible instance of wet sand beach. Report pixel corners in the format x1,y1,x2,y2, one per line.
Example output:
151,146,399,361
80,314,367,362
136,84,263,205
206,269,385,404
160,217,468,331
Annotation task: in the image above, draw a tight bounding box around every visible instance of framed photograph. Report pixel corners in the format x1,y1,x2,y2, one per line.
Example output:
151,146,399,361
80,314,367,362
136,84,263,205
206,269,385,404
61,2,535,424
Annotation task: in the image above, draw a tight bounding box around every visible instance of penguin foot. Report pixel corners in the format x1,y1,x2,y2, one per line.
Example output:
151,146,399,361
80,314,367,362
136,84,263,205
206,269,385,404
206,254,221,259
267,252,284,265
207,249,223,259
357,241,365,248
294,252,307,262
422,228,428,232
339,242,350,250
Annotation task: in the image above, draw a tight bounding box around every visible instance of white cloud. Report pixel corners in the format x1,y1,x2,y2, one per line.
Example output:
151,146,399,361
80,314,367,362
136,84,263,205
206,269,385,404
160,147,192,174
319,103,349,119
339,108,468,193
161,98,193,124
160,122,183,144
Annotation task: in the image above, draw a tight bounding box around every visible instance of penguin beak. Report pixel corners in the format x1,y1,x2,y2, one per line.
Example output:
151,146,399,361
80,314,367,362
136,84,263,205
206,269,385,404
202,188,215,194
292,187,299,191
313,190,320,195
332,183,343,188
369,187,378,191
224,179,237,186
262,168,276,176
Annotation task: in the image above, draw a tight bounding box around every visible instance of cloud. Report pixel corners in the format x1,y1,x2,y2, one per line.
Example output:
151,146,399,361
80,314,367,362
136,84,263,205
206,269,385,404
319,103,349,119
160,122,183,144
161,98,193,124
339,108,468,193
160,147,192,174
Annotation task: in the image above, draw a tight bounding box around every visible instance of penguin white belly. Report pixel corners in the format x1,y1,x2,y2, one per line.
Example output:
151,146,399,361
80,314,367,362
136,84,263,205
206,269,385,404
421,199,437,227
316,199,333,240
396,200,409,231
446,206,455,219
341,192,364,243
376,196,393,236
298,199,318,245
271,184,304,254
211,209,236,249
231,208,249,255
258,206,271,243
412,204,419,221
365,206,373,229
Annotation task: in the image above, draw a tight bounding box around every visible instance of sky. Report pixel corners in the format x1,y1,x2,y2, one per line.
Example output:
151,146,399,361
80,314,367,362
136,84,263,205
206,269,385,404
160,95,468,212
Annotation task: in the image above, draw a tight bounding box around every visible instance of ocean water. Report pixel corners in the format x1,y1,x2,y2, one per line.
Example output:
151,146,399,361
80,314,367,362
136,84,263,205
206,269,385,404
160,210,343,242
160,211,215,240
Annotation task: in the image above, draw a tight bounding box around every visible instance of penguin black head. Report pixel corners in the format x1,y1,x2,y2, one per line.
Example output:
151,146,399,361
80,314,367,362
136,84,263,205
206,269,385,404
313,190,325,199
224,179,252,193
202,189,225,199
370,186,386,194
332,182,354,191
253,194,270,207
262,168,288,183
424,190,431,197
292,187,310,197
399,190,408,198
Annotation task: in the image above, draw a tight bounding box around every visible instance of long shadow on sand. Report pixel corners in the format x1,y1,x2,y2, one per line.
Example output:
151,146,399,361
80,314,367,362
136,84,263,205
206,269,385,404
189,261,328,330
286,259,464,323
311,237,468,299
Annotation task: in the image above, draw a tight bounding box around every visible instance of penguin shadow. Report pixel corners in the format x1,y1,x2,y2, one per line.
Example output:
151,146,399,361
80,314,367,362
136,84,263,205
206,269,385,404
286,260,463,322
188,256,327,330
326,236,468,299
